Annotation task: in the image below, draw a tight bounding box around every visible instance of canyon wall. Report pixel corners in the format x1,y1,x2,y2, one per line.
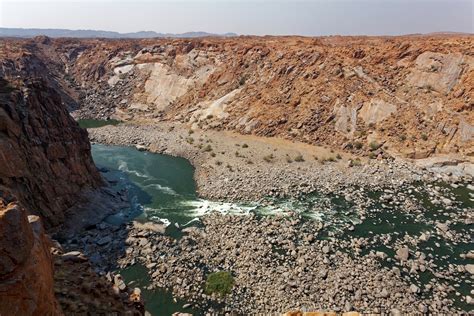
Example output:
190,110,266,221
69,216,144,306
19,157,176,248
0,77,102,228
0,41,103,315
48,35,473,159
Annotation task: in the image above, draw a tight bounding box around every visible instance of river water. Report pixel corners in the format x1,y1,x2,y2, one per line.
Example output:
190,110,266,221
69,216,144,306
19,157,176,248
91,143,473,314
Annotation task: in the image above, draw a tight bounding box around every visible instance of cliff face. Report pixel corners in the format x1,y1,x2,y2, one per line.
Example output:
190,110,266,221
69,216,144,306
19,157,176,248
46,35,473,159
0,42,117,315
0,78,102,228
1,36,472,160
0,193,62,315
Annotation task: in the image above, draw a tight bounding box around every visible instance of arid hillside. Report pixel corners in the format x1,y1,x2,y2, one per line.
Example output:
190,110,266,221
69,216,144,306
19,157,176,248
1,35,473,160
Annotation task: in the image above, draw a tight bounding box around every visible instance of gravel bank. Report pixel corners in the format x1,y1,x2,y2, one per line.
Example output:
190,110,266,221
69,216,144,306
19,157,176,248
66,212,469,314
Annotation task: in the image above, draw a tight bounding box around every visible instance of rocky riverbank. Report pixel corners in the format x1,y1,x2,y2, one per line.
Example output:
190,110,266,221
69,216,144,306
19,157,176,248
88,122,472,204
63,210,473,314
57,161,473,314
84,122,474,314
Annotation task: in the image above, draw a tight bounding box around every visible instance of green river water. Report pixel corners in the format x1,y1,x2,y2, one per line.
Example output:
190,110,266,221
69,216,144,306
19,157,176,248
91,144,473,315
78,119,121,129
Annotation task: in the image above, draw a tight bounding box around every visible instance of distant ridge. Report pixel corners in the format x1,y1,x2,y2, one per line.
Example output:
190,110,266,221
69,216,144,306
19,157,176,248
0,27,238,38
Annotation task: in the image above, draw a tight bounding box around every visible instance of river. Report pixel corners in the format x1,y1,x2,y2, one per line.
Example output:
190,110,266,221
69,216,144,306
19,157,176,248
91,143,473,314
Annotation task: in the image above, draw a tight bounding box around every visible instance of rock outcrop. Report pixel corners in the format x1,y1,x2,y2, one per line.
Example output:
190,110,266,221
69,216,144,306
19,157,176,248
30,35,471,159
0,77,102,228
0,44,126,315
1,36,472,159
0,194,62,315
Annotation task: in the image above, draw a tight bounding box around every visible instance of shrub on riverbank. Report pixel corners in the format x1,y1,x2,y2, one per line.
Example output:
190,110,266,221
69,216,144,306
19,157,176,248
205,271,234,296
294,154,304,162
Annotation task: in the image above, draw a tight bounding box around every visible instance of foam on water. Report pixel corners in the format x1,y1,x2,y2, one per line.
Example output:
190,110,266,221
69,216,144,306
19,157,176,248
143,207,172,226
181,218,201,227
143,183,178,195
179,199,256,217
118,160,150,179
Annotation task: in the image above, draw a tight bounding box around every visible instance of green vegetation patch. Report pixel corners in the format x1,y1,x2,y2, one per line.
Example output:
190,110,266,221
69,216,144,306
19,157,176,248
205,271,235,296
369,141,380,151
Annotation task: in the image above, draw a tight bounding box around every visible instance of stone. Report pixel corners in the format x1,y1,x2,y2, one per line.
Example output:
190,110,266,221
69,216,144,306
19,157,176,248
344,301,353,311
61,251,88,262
465,264,474,275
419,232,430,242
97,236,112,246
396,247,410,261
436,222,449,233
322,245,330,254
418,303,428,313
114,274,127,291
376,251,387,260
410,284,420,294
390,308,402,316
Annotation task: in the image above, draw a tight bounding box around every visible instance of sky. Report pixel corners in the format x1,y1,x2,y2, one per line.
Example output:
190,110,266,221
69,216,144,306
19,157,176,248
0,0,472,36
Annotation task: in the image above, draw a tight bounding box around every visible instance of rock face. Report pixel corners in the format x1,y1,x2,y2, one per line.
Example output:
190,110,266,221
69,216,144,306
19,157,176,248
0,194,62,315
0,78,102,228
359,99,397,125
1,36,473,158
0,44,119,315
407,52,465,94
27,35,470,159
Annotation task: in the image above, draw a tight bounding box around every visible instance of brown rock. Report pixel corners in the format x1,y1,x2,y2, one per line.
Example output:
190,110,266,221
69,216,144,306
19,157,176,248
0,78,102,228
0,198,62,316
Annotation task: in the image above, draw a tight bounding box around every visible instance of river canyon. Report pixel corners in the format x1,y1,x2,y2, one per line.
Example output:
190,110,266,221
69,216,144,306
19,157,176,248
0,34,473,315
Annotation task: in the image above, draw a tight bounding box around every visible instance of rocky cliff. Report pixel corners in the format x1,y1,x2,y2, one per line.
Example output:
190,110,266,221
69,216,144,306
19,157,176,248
0,77,102,228
41,35,473,159
0,193,62,315
2,36,472,159
0,41,114,315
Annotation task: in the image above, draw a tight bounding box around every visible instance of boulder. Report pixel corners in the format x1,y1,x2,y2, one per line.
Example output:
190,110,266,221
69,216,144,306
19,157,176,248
465,264,474,275
396,246,410,261
0,198,61,315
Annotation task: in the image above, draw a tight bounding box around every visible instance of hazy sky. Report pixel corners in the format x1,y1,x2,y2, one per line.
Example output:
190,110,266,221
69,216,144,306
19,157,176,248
1,0,472,36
